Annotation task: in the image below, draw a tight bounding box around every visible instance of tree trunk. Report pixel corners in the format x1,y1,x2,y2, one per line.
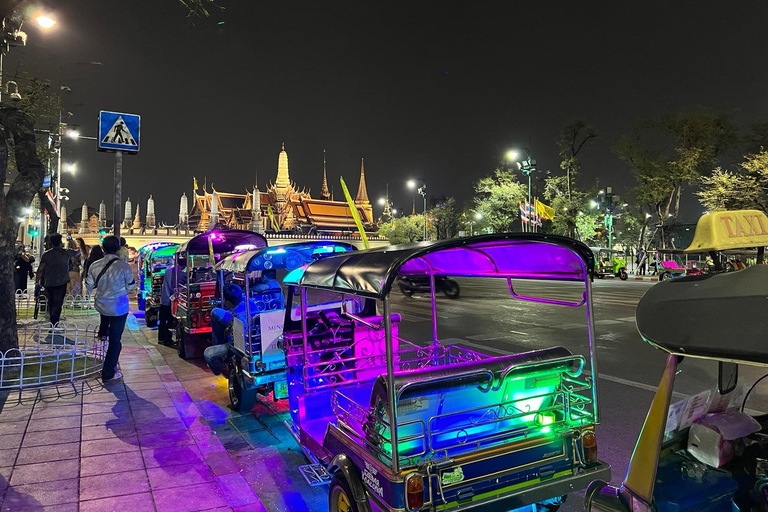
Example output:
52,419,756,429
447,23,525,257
0,107,47,352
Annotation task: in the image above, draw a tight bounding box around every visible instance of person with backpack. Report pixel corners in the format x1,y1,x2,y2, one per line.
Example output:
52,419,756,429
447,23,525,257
85,236,136,383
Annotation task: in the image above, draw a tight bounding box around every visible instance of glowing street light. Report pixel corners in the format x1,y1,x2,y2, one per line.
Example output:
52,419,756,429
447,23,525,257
589,199,599,209
64,163,76,174
35,16,57,29
406,178,428,240
506,150,519,161
66,129,80,139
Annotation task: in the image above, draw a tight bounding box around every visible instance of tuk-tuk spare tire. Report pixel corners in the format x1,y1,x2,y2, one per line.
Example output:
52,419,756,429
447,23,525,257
145,308,158,328
228,362,257,413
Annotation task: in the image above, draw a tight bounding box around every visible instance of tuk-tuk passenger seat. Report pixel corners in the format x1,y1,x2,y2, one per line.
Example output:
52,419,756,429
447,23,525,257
365,347,582,460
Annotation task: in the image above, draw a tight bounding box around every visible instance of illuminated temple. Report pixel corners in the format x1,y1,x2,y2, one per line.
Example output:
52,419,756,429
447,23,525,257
188,144,375,234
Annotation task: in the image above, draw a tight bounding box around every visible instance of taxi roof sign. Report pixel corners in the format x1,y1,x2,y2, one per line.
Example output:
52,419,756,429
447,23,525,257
685,210,768,252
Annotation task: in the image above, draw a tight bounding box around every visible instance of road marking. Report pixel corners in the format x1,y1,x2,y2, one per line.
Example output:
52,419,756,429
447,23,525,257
617,316,636,322
595,319,623,326
467,333,509,341
600,373,688,400
509,330,528,335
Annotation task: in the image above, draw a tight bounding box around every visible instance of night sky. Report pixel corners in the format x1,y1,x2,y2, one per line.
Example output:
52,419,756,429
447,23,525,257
8,1,768,224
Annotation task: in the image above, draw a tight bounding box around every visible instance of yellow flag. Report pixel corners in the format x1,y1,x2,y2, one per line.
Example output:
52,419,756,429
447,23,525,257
535,199,555,221
266,205,280,231
193,176,199,192
340,176,370,249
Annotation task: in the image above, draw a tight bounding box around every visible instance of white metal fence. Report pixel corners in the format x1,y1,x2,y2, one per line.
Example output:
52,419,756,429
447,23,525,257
0,323,106,389
15,291,99,320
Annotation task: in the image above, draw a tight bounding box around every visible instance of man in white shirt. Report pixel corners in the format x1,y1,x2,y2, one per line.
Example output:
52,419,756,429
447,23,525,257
86,236,136,382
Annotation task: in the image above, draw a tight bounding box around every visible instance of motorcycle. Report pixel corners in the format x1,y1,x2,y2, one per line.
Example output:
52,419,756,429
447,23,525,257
397,275,460,298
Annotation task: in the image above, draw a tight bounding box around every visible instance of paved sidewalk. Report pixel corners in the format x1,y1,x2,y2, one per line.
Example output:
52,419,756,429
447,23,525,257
0,323,267,512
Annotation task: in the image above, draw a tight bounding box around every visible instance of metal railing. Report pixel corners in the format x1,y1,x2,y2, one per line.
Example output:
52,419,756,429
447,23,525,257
15,292,99,320
1,323,106,389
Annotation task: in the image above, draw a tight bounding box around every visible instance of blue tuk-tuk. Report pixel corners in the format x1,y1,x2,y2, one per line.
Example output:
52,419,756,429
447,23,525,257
137,241,178,317
281,233,610,512
214,241,357,412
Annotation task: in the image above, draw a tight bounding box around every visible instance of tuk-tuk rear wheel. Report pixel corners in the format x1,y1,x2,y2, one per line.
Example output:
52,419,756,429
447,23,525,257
228,363,257,412
399,285,413,297
176,328,187,359
328,474,360,512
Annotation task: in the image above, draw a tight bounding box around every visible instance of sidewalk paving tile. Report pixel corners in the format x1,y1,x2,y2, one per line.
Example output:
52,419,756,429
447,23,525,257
216,473,260,507
81,411,133,427
0,434,23,450
233,504,269,512
147,461,214,490
10,459,79,485
129,389,172,400
0,408,32,423
136,417,187,435
31,404,82,418
132,406,181,423
81,422,137,441
27,415,81,432
153,481,228,512
82,392,127,404
16,441,80,465
79,491,156,512
0,421,27,436
139,430,195,449
125,380,168,390
80,468,150,501
0,448,18,468
143,444,204,469
81,435,140,457
23,426,81,447
83,402,131,416
80,450,145,477
3,477,79,507
205,451,240,476
131,396,177,409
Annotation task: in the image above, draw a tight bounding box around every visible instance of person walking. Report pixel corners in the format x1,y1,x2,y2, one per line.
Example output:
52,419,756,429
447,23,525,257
35,233,71,325
119,237,130,262
158,257,186,345
85,236,136,383
67,239,83,296
636,249,646,276
13,246,35,293
82,245,104,284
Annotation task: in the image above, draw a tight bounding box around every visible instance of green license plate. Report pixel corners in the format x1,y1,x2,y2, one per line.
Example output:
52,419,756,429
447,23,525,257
274,380,289,400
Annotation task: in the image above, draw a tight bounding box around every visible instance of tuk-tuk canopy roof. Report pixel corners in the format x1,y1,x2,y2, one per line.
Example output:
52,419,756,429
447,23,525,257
149,244,179,260
636,265,768,366
289,234,595,299
138,241,176,255
215,241,357,273
685,210,768,252
176,230,267,257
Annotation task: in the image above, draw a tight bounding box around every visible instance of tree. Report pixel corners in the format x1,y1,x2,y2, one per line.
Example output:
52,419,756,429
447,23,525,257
427,197,460,240
378,215,433,244
696,150,768,213
617,110,737,248
0,108,47,351
473,169,527,233
556,120,597,201
543,175,590,238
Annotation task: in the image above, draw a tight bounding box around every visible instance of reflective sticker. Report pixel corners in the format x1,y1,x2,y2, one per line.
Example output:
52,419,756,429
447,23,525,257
362,461,384,498
442,466,465,486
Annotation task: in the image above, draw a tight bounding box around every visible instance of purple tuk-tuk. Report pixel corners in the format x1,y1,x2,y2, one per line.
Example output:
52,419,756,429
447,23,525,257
281,233,610,512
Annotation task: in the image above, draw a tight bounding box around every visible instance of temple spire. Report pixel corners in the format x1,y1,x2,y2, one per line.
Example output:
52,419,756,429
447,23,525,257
275,143,291,190
355,158,369,203
98,200,107,229
79,202,89,234
179,192,189,228
320,149,330,200
382,183,391,220
146,195,156,229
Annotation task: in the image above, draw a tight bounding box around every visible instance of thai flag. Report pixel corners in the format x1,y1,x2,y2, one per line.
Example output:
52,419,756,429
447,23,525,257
519,203,530,223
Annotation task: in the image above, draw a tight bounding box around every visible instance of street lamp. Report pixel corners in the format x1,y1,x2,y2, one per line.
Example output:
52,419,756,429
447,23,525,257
506,148,537,232
407,178,428,240
467,211,482,236
35,16,56,29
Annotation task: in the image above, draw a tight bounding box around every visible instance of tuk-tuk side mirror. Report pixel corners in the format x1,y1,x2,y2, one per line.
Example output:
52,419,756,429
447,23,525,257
717,361,738,395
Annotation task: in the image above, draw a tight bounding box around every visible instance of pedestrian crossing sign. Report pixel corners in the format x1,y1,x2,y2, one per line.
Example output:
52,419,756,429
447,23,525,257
98,110,140,152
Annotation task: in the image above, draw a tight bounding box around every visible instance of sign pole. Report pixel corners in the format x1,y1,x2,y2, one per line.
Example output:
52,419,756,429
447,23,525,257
113,150,122,239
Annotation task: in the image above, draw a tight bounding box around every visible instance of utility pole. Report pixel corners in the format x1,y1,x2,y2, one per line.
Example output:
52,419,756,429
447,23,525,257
605,186,615,250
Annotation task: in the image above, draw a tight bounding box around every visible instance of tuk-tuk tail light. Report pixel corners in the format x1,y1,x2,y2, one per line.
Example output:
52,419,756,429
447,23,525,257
581,430,598,462
405,473,424,510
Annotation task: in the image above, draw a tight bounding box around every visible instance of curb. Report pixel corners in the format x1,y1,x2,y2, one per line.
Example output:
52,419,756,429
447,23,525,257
633,276,659,282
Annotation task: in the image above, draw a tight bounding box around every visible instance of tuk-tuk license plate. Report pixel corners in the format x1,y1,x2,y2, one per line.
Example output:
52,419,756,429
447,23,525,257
274,381,289,400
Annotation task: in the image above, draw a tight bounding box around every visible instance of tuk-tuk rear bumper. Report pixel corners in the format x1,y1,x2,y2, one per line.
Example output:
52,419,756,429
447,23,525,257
407,462,611,512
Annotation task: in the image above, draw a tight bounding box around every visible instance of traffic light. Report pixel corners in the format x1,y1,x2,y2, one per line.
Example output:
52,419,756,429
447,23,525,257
595,227,603,238
99,229,107,242
27,224,39,237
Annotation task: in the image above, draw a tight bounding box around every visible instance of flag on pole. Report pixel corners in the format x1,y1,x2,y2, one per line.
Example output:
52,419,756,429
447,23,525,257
193,176,199,192
535,199,555,221
519,203,530,224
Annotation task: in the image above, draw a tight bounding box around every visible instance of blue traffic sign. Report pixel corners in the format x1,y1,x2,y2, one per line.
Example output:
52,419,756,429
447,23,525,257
98,110,140,152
